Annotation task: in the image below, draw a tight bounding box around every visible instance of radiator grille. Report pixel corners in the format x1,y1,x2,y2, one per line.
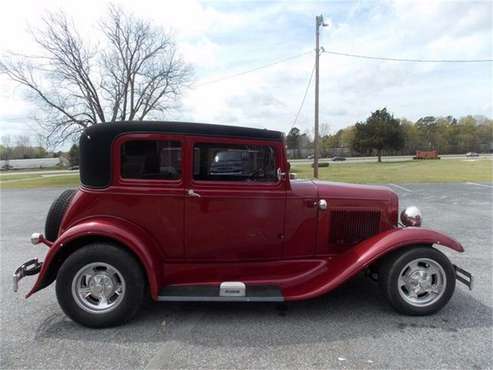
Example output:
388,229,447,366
330,210,381,246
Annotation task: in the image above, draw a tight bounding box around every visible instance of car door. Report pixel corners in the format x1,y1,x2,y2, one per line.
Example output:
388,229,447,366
113,133,186,258
184,136,287,261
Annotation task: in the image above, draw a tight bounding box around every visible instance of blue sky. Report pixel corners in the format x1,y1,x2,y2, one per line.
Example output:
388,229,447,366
0,0,492,147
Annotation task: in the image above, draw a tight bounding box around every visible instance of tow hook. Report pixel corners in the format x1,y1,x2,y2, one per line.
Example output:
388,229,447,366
13,258,42,292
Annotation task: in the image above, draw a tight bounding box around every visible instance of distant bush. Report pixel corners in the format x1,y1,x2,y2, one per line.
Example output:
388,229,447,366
68,144,80,167
311,162,329,168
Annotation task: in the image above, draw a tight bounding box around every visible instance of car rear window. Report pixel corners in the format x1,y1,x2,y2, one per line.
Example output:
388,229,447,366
193,143,277,182
121,140,181,180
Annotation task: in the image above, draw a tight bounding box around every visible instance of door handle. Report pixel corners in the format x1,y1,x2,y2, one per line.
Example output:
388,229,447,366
187,189,201,198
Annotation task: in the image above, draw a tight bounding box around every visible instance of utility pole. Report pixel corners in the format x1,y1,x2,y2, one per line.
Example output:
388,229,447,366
314,14,326,178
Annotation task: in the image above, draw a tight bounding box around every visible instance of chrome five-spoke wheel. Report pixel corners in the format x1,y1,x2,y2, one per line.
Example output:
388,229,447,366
56,243,145,328
72,262,126,314
379,246,455,315
397,258,446,307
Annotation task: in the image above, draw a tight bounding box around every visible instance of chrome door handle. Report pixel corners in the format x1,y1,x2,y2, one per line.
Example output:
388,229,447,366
187,189,201,198
277,168,287,181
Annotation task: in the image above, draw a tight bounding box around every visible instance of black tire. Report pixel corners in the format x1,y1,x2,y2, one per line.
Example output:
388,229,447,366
56,243,145,328
379,246,456,315
45,189,77,241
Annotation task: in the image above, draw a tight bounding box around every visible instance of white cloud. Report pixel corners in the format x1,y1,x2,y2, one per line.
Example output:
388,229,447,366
0,0,491,147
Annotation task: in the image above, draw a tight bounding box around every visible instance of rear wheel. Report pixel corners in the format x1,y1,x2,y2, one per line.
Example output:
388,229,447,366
56,243,145,328
379,246,456,315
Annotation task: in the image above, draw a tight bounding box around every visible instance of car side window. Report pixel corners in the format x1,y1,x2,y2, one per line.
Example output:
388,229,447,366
193,143,277,182
121,140,181,180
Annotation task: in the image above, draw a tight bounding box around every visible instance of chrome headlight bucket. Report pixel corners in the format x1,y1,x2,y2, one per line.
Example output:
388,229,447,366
400,206,422,227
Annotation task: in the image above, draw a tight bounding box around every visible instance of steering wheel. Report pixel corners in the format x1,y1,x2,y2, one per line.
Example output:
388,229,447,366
249,168,264,180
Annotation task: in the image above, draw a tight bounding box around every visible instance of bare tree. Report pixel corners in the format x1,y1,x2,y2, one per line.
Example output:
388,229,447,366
0,5,192,145
319,123,331,137
15,135,32,158
1,135,12,164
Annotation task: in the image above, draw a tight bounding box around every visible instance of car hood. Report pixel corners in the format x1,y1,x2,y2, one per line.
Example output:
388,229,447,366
311,180,399,227
312,180,397,201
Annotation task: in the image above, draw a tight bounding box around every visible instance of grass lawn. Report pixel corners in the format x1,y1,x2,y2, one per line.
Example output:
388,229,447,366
291,159,492,184
0,173,80,189
0,168,70,181
0,173,69,181
0,158,491,189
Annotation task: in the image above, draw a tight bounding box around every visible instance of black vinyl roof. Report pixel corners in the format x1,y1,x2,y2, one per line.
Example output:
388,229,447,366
80,121,284,188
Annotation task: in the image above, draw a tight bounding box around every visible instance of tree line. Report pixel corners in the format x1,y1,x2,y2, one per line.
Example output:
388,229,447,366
287,109,493,161
0,135,50,161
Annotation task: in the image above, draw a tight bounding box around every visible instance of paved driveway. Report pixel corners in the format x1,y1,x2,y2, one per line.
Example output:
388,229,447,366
1,183,492,369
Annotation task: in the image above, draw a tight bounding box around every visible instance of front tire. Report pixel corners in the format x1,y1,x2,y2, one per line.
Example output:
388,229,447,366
56,243,145,328
379,246,456,315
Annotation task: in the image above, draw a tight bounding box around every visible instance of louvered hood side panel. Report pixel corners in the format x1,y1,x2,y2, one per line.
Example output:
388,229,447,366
329,209,382,249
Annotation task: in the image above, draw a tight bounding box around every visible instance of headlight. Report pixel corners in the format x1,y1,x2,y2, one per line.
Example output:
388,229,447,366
400,206,422,227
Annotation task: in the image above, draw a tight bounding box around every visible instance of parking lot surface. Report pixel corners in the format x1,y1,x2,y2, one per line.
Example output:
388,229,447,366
1,183,492,369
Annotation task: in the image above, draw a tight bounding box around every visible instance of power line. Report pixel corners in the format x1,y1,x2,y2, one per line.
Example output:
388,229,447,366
321,49,493,63
291,63,316,129
191,50,313,88
189,47,491,92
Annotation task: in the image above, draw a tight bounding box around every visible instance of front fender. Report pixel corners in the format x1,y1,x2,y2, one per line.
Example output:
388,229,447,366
354,226,464,262
284,227,464,301
26,216,163,300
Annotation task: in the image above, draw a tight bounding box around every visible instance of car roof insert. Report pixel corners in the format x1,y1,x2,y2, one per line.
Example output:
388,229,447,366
80,121,284,188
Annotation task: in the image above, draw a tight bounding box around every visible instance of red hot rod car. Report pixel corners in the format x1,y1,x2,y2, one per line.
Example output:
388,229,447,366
13,122,473,327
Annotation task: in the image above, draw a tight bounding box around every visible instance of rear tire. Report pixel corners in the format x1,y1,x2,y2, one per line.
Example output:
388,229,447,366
56,243,145,328
379,246,456,315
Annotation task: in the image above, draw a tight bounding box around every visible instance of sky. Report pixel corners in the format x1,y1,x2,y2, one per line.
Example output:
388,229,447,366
0,0,492,148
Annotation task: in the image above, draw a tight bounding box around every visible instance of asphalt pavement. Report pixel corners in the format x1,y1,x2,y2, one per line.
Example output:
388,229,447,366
1,183,492,369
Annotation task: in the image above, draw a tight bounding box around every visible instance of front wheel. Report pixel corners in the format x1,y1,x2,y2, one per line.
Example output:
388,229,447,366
56,243,145,328
379,246,456,315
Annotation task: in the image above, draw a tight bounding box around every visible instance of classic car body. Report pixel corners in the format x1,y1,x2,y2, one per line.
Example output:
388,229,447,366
14,121,473,327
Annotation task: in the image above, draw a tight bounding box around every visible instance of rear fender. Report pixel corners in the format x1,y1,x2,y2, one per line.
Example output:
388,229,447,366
284,227,464,300
26,216,163,300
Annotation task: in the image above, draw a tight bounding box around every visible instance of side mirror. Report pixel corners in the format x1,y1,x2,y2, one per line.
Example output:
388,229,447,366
289,173,297,180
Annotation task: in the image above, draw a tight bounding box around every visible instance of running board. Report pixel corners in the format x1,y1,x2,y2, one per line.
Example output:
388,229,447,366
157,284,284,302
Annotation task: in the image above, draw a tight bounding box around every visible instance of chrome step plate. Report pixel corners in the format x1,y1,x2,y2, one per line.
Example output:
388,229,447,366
220,282,245,297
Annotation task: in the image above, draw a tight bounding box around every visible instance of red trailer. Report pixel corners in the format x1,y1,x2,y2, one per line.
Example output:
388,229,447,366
414,150,440,159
